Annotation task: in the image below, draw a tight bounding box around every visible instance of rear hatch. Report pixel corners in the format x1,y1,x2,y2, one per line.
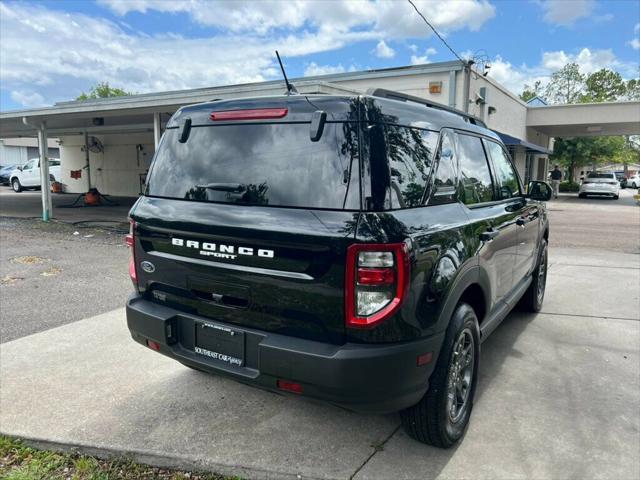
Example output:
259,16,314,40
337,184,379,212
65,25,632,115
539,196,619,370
130,96,361,345
583,173,617,186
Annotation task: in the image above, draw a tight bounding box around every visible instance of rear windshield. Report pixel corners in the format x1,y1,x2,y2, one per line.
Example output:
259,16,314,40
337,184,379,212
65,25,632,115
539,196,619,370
587,173,614,179
146,123,359,210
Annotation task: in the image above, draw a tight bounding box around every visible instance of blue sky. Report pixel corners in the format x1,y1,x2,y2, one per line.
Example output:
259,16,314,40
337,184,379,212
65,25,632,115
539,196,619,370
1,0,638,111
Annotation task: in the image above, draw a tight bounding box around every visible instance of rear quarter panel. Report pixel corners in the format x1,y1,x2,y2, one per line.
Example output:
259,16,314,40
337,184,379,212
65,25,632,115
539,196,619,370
349,203,480,343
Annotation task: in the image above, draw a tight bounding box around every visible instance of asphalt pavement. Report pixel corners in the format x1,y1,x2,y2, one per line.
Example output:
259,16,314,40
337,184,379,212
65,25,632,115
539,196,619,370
0,217,131,342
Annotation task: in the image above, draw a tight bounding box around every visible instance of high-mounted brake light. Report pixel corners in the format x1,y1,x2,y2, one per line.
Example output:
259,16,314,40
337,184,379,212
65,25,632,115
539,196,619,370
210,108,288,121
126,219,138,289
345,243,410,328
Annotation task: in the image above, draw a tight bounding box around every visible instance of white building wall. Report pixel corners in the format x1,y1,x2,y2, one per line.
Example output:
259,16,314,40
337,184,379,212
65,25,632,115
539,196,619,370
465,74,529,141
59,133,154,196
0,143,28,167
334,71,455,107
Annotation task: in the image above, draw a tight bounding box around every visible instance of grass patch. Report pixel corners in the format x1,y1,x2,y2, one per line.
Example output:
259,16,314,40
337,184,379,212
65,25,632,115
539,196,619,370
0,436,239,480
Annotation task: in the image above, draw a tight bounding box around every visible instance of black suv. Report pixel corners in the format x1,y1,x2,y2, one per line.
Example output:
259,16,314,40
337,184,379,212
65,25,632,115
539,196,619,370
126,90,551,448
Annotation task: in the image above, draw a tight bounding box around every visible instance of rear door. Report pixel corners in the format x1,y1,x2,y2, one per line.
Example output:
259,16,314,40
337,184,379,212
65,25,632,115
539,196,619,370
484,139,538,284
454,131,519,305
131,98,361,345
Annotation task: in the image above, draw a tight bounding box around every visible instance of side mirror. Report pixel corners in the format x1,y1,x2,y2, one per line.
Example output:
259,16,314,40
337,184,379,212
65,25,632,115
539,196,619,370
18,166,23,171
527,181,552,201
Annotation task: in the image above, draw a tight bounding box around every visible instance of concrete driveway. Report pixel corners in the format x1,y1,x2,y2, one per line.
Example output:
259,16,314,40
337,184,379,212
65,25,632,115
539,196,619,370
1,190,639,479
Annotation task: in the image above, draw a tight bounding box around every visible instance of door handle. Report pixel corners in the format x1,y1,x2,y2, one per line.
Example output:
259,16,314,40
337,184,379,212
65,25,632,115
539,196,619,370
480,229,499,241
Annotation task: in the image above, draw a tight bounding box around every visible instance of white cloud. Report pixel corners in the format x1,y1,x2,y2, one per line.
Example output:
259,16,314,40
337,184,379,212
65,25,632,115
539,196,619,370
629,38,640,50
373,40,395,59
539,0,595,26
2,0,497,108
408,44,418,53
304,62,346,76
485,47,637,99
10,90,46,108
410,47,437,65
635,23,640,33
98,0,496,38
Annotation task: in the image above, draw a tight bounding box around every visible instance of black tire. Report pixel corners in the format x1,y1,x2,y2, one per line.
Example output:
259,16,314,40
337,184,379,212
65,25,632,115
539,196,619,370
613,195,619,200
519,239,548,312
578,193,586,198
400,303,480,448
11,178,22,192
632,183,637,189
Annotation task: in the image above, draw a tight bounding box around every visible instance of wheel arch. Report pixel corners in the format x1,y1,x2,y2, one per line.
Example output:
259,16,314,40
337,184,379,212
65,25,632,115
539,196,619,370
435,266,490,332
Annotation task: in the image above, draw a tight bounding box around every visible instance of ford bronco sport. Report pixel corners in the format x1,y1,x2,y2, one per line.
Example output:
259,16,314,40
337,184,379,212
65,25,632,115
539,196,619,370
126,89,551,448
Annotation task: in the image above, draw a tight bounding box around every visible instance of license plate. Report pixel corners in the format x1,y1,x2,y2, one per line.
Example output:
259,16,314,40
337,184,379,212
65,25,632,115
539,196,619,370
195,322,244,367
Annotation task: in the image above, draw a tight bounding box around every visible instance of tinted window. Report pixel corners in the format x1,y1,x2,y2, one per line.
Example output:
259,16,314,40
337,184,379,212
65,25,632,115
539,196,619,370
484,140,521,199
23,159,35,170
147,123,359,209
385,127,437,208
429,130,458,205
587,173,615,179
456,134,494,205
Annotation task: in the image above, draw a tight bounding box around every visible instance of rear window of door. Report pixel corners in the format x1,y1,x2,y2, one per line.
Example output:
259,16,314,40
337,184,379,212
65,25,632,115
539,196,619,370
455,133,495,205
146,122,360,210
483,139,521,200
429,130,458,205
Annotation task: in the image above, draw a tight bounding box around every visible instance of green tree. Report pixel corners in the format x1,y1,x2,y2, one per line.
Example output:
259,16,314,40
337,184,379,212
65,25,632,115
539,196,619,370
583,69,627,102
552,136,627,182
626,78,640,100
77,82,132,100
545,63,585,104
519,80,544,102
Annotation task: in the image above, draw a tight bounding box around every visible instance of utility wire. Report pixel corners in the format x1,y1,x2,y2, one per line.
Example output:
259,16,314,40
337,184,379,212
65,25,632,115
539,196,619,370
406,0,465,64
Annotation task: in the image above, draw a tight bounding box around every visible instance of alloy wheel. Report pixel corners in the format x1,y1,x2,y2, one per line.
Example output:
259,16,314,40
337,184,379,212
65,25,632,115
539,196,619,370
537,246,547,303
447,328,475,423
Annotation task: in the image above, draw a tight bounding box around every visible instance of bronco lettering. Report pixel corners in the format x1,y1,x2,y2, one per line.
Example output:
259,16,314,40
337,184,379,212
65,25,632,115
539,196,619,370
171,237,274,259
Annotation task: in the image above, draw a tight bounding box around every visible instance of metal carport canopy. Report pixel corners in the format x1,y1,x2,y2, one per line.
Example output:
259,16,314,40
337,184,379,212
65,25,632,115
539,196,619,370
0,80,358,221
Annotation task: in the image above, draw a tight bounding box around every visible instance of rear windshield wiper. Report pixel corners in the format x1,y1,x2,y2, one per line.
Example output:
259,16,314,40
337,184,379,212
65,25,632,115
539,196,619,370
195,183,247,193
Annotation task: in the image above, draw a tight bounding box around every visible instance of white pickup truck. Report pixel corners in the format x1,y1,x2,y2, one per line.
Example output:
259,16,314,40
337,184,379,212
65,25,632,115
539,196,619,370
10,158,61,192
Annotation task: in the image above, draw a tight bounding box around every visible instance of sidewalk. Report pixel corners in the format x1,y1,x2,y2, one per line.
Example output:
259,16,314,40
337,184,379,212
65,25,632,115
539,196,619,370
1,248,638,480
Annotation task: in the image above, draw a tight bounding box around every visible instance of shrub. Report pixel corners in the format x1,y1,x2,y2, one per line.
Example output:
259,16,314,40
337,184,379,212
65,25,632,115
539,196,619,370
559,181,580,192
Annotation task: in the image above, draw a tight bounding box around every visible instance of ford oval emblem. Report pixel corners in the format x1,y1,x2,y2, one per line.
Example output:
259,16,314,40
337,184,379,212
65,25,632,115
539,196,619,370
141,261,155,273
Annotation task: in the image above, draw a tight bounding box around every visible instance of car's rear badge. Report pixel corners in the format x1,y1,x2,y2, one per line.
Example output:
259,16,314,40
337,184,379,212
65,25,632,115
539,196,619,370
171,237,274,260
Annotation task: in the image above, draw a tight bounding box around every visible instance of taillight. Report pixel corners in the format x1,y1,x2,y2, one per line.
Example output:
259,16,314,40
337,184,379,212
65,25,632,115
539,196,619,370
210,108,288,121
345,243,410,328
126,219,138,289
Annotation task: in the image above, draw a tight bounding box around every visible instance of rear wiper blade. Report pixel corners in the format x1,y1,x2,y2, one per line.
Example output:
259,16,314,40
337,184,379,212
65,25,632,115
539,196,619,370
195,183,247,193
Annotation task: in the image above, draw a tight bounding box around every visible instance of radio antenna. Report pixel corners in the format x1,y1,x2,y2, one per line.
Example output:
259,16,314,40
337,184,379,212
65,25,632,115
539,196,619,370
275,50,298,95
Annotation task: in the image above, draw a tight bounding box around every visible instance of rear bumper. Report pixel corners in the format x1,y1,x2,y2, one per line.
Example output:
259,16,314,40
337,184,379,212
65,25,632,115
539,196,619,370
579,185,618,195
126,294,444,414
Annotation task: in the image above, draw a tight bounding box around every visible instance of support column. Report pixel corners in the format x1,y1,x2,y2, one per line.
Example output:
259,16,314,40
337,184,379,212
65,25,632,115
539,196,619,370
83,131,92,191
153,112,161,149
38,122,52,221
448,70,457,108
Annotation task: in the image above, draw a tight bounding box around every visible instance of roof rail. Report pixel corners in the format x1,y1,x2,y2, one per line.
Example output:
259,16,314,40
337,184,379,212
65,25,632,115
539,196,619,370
366,88,486,128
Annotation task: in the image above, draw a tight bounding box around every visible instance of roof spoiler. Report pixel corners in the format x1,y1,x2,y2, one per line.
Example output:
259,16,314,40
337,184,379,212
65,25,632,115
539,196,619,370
366,88,486,128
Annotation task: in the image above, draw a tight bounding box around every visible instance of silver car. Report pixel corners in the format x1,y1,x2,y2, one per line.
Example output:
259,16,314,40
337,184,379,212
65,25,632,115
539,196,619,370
579,172,620,199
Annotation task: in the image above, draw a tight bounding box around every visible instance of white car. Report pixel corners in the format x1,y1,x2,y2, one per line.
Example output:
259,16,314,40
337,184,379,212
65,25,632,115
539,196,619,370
578,172,620,199
10,158,61,192
626,174,640,189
